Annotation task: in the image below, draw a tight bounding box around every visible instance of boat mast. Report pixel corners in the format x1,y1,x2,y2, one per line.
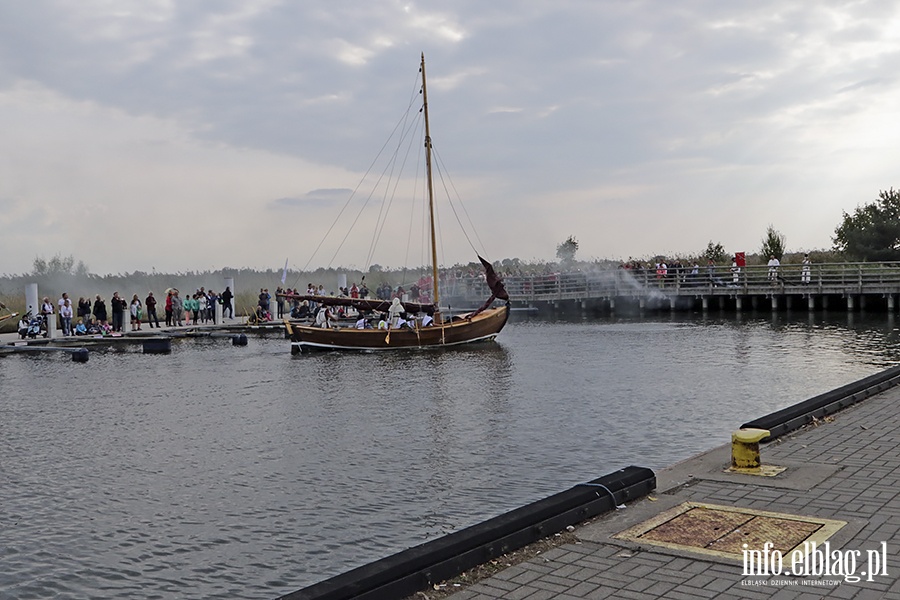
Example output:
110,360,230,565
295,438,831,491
420,53,441,315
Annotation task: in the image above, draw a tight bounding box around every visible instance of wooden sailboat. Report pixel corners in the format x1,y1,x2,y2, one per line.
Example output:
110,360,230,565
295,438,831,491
287,54,509,354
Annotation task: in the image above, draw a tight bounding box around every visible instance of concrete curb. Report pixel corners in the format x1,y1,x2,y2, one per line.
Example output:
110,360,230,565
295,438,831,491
741,364,900,439
279,466,656,600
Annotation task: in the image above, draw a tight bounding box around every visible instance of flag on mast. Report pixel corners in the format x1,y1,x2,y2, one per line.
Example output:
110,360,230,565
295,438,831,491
281,258,288,285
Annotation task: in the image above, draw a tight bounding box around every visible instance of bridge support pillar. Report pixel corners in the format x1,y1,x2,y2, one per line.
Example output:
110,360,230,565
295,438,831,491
735,297,742,311
847,296,854,312
701,296,709,311
808,296,815,311
639,298,646,311
608,298,615,313
888,294,895,312
771,296,778,311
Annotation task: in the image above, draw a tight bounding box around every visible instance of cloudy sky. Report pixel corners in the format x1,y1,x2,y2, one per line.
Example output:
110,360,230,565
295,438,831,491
1,1,898,275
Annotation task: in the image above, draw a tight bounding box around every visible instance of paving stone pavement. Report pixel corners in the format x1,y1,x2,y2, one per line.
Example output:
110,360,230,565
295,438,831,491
446,386,900,600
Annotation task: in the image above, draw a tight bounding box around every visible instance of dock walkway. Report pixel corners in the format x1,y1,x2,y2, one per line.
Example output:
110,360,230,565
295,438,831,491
446,385,900,599
0,317,280,350
448,262,900,314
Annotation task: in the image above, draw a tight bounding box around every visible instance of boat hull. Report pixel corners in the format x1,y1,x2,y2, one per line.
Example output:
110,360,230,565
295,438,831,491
290,304,509,353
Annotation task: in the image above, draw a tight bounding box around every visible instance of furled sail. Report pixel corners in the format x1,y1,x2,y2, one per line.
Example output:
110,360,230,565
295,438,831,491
280,292,435,316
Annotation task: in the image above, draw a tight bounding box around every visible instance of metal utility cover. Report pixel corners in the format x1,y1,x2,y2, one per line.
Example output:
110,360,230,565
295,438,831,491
615,502,846,561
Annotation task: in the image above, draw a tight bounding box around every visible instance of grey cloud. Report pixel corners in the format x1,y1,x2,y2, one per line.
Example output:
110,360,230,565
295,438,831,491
269,188,353,210
1,1,899,271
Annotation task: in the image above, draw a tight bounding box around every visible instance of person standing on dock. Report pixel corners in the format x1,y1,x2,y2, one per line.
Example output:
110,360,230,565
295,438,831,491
40,296,54,319
731,257,741,285
130,294,143,331
57,293,69,329
221,287,233,319
93,295,108,327
258,289,270,316
77,297,92,325
767,255,780,283
197,292,208,323
165,291,173,326
801,254,811,284
60,299,73,336
145,292,160,328
110,292,126,332
275,286,285,318
171,290,184,327
206,290,217,323
185,294,197,325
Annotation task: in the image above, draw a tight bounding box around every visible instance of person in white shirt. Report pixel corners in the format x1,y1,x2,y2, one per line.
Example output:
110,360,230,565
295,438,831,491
731,257,741,284
315,306,332,328
801,254,811,284
57,292,69,313
41,297,54,319
60,299,74,336
767,255,780,282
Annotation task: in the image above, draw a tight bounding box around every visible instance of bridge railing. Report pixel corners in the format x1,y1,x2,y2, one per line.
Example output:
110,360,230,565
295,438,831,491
441,262,900,302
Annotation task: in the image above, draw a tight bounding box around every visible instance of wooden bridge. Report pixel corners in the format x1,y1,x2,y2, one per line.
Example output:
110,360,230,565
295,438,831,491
443,262,900,314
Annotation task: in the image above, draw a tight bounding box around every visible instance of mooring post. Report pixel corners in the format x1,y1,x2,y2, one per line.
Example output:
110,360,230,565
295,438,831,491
25,283,38,321
731,428,770,469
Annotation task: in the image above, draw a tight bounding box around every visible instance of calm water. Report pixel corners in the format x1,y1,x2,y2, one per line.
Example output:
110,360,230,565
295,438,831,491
1,313,898,599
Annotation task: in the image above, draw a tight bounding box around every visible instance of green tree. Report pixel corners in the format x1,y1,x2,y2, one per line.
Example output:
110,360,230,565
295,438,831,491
833,188,900,261
703,241,727,263
556,235,578,263
760,225,786,261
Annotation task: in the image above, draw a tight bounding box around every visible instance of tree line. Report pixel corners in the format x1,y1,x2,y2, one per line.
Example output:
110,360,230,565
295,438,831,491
554,188,900,266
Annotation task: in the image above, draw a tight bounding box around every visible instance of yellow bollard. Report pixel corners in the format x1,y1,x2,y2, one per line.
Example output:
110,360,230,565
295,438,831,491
731,428,770,469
